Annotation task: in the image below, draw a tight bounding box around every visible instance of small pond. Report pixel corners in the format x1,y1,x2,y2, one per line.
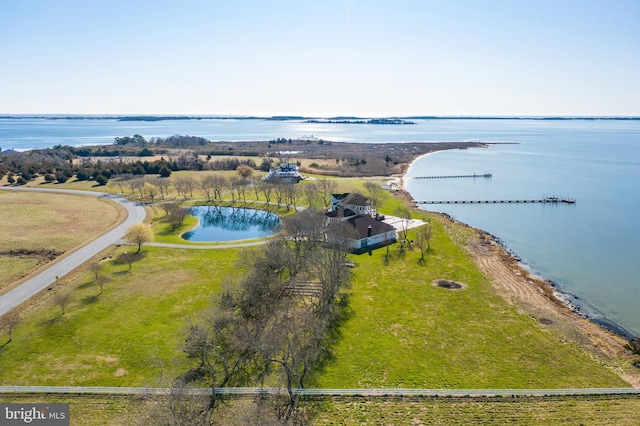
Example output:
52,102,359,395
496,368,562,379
181,206,281,242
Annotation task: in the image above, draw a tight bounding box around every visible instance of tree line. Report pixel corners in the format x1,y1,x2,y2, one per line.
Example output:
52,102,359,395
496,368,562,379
109,172,340,218
146,209,355,425
0,144,261,186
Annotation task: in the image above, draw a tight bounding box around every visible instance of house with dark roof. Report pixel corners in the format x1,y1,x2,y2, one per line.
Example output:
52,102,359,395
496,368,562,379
330,192,372,215
326,192,396,253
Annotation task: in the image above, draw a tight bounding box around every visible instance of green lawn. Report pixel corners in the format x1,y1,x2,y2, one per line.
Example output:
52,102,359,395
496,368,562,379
0,246,241,386
313,216,626,389
0,181,629,391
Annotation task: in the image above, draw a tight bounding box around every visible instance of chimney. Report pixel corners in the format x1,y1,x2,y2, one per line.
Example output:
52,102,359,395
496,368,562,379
367,224,372,237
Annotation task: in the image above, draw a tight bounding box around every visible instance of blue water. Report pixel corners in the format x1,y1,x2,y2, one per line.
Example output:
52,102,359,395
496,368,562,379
2,117,639,336
181,206,280,242
404,120,640,337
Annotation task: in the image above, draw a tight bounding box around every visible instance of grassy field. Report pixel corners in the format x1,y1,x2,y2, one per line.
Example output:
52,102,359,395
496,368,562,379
311,395,640,425
0,178,634,423
0,245,240,386
0,191,122,291
313,214,626,389
2,394,639,425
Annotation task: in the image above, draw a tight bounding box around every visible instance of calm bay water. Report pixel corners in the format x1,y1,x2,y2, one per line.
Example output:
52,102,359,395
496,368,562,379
2,117,639,336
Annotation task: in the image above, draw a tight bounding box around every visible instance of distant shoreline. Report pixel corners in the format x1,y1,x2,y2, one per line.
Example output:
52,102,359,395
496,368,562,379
1,115,639,121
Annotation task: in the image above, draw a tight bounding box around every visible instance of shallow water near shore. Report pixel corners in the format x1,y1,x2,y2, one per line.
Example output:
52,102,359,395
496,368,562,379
2,117,639,336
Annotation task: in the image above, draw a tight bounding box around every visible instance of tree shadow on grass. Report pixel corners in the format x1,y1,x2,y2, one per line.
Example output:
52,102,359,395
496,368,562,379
76,281,95,290
114,251,147,272
39,314,64,327
307,294,356,385
81,294,100,305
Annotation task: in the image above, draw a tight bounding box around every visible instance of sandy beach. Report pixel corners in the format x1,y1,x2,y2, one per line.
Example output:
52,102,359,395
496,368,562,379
398,153,640,387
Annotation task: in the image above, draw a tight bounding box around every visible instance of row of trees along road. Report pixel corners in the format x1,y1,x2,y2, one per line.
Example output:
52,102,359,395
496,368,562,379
111,172,340,212
146,209,356,425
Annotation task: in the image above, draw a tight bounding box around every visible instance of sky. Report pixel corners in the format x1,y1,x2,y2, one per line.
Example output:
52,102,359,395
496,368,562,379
1,0,639,117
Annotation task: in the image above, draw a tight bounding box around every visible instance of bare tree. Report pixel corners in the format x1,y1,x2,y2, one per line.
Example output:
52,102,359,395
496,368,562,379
173,177,192,200
302,182,320,209
284,184,300,211
281,209,326,275
317,178,338,210
249,176,262,201
163,203,191,233
199,175,215,202
260,181,274,204
272,179,287,206
143,182,158,203
120,251,141,270
152,177,171,200
395,205,412,247
110,173,133,194
184,176,196,197
0,312,21,344
414,223,433,264
263,304,327,421
224,178,237,203
95,274,109,295
181,302,257,418
89,262,104,281
232,177,248,203
363,181,384,211
140,381,213,426
129,177,145,197
313,223,355,319
53,291,73,315
211,175,227,202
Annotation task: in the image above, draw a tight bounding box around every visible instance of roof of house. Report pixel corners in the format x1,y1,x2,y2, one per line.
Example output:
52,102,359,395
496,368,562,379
332,192,370,207
346,215,396,239
326,208,357,219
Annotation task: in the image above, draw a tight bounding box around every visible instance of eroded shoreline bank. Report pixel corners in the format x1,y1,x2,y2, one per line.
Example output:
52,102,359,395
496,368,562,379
397,151,640,386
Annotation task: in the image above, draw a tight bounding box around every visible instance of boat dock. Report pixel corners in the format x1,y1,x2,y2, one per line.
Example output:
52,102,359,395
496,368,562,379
413,173,492,179
417,197,576,205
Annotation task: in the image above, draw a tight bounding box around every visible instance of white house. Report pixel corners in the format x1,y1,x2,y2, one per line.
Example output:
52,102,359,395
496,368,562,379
330,193,372,215
262,162,304,183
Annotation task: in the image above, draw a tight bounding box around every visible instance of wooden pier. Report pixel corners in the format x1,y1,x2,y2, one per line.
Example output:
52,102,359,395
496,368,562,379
417,197,575,205
413,173,492,179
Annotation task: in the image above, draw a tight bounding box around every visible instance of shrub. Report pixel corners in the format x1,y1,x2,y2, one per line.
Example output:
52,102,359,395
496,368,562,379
95,175,108,186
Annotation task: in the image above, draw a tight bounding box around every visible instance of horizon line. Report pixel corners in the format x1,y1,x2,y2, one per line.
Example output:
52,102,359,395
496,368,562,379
1,114,639,120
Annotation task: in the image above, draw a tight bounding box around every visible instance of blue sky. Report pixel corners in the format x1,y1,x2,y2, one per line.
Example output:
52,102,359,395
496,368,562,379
1,0,638,116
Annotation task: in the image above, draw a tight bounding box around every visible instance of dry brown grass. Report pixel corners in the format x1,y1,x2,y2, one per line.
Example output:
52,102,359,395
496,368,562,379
0,191,123,291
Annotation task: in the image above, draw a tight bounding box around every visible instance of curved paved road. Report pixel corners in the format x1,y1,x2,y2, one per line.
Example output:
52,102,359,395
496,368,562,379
0,187,147,316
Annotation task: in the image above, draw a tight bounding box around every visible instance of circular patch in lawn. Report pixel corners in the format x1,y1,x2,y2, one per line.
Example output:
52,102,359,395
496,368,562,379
431,279,467,290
